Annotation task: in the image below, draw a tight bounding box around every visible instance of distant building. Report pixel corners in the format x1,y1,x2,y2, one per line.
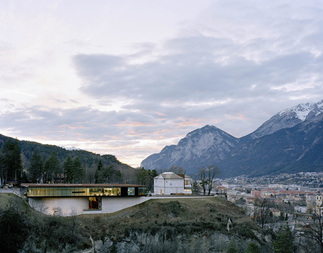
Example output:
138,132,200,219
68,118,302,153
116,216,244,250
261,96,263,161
21,183,148,216
315,194,323,215
306,193,316,207
270,208,281,217
251,190,262,199
154,172,192,195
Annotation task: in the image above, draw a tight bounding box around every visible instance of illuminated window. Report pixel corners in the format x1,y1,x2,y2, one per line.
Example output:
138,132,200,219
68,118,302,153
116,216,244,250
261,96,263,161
104,188,121,196
26,186,140,198
89,188,103,196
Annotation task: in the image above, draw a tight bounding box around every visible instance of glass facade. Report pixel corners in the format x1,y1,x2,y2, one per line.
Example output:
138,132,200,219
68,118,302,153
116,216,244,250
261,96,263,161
138,187,148,196
27,186,145,198
128,187,135,196
104,188,121,196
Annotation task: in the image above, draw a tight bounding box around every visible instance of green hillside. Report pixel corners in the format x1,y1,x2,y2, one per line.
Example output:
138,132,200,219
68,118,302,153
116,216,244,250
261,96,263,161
0,133,138,184
0,193,272,252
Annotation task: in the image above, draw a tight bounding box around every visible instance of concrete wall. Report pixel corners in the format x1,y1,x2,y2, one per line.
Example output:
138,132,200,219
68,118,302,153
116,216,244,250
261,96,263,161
28,196,217,216
28,196,150,216
29,197,88,216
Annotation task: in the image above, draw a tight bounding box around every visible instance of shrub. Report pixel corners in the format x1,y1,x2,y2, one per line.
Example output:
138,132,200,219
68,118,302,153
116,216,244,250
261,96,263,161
0,208,29,253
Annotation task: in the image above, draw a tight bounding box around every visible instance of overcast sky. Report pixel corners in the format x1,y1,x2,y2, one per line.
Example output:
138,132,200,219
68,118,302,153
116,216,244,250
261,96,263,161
1,0,323,167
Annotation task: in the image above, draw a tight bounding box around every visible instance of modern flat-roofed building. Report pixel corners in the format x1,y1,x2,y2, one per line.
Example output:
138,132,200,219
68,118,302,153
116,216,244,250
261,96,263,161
21,183,148,216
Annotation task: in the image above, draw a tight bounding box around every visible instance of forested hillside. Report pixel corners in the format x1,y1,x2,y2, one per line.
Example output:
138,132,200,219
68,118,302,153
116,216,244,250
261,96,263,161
0,134,141,184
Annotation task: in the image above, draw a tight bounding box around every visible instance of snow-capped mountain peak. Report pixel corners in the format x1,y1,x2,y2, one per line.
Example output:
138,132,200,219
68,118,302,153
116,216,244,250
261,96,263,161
317,99,323,110
140,99,323,176
279,103,311,121
251,99,323,139
279,100,323,121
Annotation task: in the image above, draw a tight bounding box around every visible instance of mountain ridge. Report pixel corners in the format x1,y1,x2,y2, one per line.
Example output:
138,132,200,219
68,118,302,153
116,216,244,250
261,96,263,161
249,99,323,139
0,134,138,183
141,100,323,177
141,125,239,173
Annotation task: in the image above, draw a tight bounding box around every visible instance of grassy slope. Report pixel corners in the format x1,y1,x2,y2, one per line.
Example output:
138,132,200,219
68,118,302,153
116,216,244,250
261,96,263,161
79,197,263,243
0,193,32,213
0,194,267,251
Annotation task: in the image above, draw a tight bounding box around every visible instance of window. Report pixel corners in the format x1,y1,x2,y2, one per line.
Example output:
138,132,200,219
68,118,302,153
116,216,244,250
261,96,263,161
128,187,135,196
27,186,140,197
89,188,104,196
138,187,148,196
104,188,121,196
89,197,102,210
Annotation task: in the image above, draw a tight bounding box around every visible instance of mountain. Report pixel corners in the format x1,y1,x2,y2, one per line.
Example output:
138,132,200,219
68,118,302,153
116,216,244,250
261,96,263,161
0,134,138,183
222,113,323,177
142,125,239,173
249,100,323,139
141,100,323,177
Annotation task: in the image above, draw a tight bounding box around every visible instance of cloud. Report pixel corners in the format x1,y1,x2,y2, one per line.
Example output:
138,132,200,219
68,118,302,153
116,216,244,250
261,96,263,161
0,104,186,166
1,0,323,167
74,41,323,111
72,1,323,147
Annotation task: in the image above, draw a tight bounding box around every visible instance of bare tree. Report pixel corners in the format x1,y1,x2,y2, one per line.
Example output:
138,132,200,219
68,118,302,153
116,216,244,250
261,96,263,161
199,165,221,196
253,198,273,229
168,166,186,175
207,165,220,195
199,167,208,196
298,213,323,253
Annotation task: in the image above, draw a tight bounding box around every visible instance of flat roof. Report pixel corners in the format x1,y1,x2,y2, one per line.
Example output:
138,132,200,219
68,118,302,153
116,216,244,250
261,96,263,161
21,183,146,188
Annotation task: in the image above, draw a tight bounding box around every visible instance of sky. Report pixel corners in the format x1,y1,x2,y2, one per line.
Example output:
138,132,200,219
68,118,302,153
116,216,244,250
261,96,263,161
1,0,323,168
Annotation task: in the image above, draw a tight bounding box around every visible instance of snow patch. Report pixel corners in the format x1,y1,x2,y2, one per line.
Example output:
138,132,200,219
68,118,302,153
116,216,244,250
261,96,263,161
317,99,323,109
294,104,312,121
280,102,314,121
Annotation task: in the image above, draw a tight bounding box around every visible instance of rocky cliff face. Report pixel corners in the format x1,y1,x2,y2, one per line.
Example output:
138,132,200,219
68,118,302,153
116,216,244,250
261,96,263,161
141,125,239,174
78,198,271,253
141,100,323,177
86,230,269,253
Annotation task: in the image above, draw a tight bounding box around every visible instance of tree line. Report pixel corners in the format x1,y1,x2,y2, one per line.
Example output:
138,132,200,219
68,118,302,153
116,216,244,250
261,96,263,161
0,139,119,184
0,139,22,184
0,139,90,184
0,137,222,192
0,139,159,186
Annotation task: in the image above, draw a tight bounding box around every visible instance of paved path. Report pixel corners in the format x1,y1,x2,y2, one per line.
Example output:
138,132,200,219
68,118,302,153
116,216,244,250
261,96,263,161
0,188,22,197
